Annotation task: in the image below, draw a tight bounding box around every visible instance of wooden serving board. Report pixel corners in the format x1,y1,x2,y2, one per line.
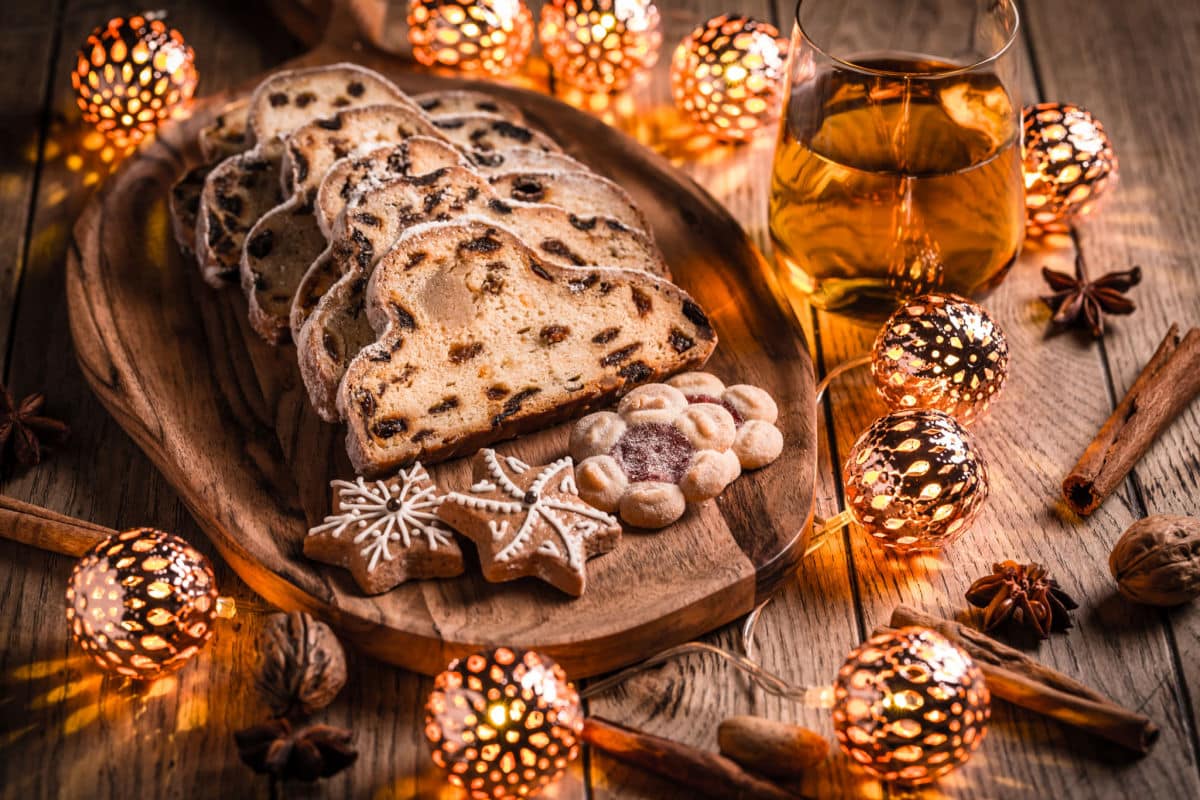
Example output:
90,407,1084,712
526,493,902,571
65,22,816,678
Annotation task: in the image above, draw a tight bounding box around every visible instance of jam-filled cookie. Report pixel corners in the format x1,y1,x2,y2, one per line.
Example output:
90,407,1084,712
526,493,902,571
570,383,742,529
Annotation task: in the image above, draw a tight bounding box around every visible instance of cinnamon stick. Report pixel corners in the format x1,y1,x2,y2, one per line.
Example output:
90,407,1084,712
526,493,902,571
582,717,800,800
717,716,828,778
881,605,1159,754
0,495,114,556
1063,325,1200,515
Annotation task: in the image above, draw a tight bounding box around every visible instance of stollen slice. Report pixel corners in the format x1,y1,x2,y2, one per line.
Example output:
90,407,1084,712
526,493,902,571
412,90,527,123
194,141,286,286
337,220,716,475
198,97,250,162
296,168,668,421
169,164,210,260
431,113,562,159
244,62,420,146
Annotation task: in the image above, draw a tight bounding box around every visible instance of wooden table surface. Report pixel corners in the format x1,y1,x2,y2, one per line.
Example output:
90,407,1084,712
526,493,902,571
1,1,1197,798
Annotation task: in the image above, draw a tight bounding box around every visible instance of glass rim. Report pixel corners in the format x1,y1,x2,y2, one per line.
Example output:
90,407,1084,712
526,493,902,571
792,0,1021,79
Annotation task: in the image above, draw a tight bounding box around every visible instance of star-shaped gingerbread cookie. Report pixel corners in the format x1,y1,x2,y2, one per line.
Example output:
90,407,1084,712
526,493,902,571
438,449,622,596
304,463,464,594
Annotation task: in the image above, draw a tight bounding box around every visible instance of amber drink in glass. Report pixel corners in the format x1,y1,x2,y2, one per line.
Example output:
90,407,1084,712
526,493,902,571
769,0,1023,322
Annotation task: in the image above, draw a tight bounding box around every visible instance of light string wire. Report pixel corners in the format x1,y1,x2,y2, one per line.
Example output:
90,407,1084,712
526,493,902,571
578,355,873,706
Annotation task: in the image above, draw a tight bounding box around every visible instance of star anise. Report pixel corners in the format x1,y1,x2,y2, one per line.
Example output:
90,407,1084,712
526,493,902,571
234,719,357,782
965,560,1078,639
0,384,69,467
1042,256,1141,337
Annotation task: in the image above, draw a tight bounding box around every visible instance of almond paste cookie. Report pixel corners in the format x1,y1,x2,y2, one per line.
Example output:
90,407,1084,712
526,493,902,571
666,372,784,469
305,464,463,594
437,449,621,596
570,383,741,529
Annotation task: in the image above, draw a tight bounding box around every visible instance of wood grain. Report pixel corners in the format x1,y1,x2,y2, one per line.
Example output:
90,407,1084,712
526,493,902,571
2,0,1199,798
65,31,817,678
792,0,1200,796
1021,0,1200,756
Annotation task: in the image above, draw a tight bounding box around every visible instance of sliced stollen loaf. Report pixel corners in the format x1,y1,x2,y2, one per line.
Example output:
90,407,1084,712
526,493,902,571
413,90,526,122
198,97,250,162
242,104,447,342
432,113,562,159
314,141,602,237
295,143,648,335
296,169,670,421
195,64,410,286
337,220,717,475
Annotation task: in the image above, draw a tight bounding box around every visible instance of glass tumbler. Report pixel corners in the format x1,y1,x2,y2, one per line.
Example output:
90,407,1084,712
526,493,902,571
769,0,1023,323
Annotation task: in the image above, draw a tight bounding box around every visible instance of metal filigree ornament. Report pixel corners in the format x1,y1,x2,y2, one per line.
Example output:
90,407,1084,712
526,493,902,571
539,0,662,92
843,410,989,551
871,293,1009,424
832,627,990,785
65,528,225,679
1023,102,1118,231
425,647,583,798
407,0,534,76
71,13,197,147
669,14,787,141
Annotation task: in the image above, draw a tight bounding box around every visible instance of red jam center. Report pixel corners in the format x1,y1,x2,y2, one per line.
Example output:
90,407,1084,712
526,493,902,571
686,394,744,426
611,423,694,483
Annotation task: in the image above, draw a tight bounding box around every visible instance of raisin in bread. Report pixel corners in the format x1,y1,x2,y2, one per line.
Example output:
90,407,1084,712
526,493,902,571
431,113,561,159
338,220,716,475
194,65,412,284
195,142,285,286
413,90,526,122
198,97,250,161
296,169,669,421
243,104,447,342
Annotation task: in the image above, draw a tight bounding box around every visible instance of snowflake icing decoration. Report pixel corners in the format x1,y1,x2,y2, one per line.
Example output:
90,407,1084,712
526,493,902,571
310,463,455,572
439,450,621,595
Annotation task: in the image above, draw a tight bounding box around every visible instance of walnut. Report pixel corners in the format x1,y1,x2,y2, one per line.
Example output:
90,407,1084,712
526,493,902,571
255,611,347,718
1109,515,1200,606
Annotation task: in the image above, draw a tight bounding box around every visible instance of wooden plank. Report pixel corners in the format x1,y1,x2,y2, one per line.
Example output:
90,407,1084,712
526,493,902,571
0,3,312,800
580,2,863,799
1021,0,1200,767
0,1,60,358
791,0,1200,796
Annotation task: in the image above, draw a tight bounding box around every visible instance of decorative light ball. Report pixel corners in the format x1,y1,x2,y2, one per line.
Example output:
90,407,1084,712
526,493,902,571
71,14,198,148
425,647,583,798
871,293,1009,425
832,627,990,785
843,409,988,551
407,0,534,76
539,0,662,93
1023,102,1118,228
65,528,219,680
669,15,787,142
